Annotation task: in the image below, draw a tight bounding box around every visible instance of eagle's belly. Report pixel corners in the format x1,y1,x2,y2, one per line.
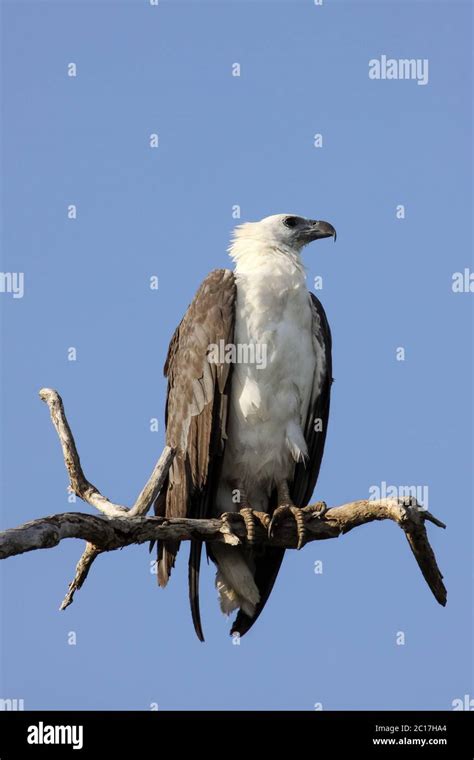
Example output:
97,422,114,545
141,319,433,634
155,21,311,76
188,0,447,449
217,271,317,513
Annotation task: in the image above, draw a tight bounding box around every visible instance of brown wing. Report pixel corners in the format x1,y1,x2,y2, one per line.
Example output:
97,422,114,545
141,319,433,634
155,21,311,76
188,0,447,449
291,292,333,507
231,292,332,637
155,268,236,641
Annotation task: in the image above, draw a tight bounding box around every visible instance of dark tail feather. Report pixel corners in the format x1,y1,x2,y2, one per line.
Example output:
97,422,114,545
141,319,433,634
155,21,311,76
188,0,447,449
157,540,180,587
230,546,285,638
189,540,205,642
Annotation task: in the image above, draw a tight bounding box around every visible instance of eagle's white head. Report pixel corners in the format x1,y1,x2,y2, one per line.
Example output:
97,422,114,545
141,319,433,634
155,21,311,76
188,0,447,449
228,213,336,267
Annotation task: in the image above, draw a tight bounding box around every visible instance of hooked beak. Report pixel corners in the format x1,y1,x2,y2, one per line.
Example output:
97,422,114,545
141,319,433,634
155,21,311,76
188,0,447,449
306,219,337,243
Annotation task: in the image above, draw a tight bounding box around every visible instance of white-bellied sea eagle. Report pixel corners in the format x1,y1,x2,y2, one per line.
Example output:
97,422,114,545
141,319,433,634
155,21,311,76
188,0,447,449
154,213,336,640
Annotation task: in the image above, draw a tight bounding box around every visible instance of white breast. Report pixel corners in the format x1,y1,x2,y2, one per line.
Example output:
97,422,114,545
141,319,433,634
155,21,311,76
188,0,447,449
218,249,321,512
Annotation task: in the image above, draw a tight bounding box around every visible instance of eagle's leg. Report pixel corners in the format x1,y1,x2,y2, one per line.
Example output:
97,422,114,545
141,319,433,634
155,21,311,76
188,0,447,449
268,482,327,550
221,481,269,545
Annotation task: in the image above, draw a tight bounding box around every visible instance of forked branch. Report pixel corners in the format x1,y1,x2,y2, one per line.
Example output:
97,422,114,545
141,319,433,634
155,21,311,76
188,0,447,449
0,389,447,611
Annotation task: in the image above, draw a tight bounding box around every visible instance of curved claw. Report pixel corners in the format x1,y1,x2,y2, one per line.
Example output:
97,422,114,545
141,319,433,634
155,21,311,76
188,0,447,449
268,505,307,550
291,507,306,550
221,509,262,545
220,512,242,545
239,507,258,544
304,501,328,519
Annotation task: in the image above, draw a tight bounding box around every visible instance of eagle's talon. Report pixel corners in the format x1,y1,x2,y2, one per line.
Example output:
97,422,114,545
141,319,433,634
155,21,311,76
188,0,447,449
220,508,261,544
268,504,307,550
239,507,258,544
220,511,239,533
304,501,328,519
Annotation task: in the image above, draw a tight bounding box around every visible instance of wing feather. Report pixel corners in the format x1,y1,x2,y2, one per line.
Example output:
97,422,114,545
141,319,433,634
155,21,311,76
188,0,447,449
155,268,236,641
291,293,332,507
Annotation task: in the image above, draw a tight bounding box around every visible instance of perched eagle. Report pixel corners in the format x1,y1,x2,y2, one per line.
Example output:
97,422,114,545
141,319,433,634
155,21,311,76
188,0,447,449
155,213,336,640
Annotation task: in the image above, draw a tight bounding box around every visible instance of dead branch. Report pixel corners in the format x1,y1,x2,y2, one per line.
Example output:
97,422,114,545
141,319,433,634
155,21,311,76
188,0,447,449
38,388,174,518
60,542,101,610
0,388,447,611
36,388,175,606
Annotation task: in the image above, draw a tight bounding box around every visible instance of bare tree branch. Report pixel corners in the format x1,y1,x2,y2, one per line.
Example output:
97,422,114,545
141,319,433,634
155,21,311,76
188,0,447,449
38,387,175,606
60,542,102,610
0,499,447,606
0,388,446,612
39,388,175,519
39,388,129,517
129,446,175,517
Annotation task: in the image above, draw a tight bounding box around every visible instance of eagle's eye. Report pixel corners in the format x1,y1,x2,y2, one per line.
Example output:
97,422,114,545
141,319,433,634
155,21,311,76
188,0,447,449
283,216,298,228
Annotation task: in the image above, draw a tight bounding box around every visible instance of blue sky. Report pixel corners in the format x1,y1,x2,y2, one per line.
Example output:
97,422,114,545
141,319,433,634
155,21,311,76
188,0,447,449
0,0,472,710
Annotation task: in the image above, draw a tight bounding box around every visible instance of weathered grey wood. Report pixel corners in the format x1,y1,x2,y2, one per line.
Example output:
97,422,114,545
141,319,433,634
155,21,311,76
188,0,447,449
129,446,175,516
39,388,129,517
60,542,102,610
39,388,175,519
38,387,177,607
0,498,447,607
0,388,445,613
